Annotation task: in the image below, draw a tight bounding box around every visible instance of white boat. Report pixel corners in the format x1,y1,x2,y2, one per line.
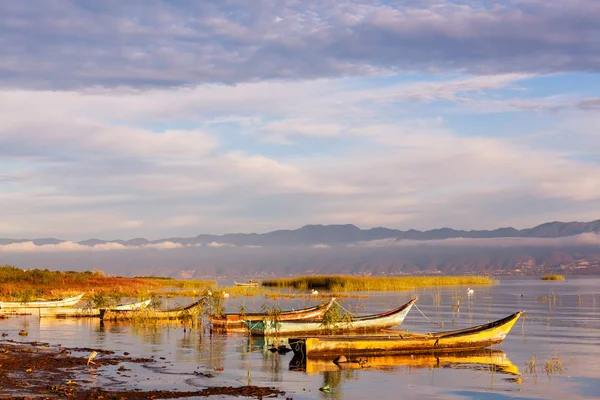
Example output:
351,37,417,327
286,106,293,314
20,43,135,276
0,294,84,309
113,299,151,310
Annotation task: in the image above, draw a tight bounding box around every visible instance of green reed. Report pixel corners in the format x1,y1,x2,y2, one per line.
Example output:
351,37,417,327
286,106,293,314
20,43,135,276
261,275,496,292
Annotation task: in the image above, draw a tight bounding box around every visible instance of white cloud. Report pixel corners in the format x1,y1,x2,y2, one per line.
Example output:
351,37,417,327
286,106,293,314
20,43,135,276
0,241,193,253
352,233,600,248
1,75,600,239
207,242,236,248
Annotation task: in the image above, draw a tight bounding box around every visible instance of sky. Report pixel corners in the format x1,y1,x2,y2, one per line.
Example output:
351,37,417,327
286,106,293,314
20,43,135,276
1,0,600,240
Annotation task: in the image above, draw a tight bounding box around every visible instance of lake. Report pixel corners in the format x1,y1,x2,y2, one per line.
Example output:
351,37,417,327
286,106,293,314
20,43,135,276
2,276,600,399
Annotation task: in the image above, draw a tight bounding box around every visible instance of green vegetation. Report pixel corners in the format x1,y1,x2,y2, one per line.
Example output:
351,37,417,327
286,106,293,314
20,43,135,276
262,275,496,292
320,302,354,333
0,264,214,301
541,274,565,281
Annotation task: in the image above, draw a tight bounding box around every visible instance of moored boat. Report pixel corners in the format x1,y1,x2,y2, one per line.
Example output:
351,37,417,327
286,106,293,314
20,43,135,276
245,298,417,336
100,298,206,321
114,299,151,310
235,280,260,287
289,311,523,357
0,294,84,309
39,299,151,318
39,307,100,318
210,298,337,332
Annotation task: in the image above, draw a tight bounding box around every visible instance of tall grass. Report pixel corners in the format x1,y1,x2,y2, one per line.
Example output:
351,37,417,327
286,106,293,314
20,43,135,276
541,275,565,281
0,264,214,301
261,275,496,292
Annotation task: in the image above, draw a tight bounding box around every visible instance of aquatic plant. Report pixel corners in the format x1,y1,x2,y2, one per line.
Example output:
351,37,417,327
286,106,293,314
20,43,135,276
261,275,496,292
261,304,283,336
320,302,354,333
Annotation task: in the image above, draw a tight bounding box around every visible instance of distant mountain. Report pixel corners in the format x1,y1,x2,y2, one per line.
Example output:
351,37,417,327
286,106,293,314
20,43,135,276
1,219,600,248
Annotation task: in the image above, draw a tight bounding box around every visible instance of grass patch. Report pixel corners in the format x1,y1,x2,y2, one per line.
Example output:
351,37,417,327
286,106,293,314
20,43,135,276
0,264,214,302
541,275,565,281
261,275,496,292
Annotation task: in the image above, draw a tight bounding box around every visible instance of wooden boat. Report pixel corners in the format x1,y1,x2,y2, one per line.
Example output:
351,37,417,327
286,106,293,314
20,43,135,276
289,348,521,376
210,298,337,332
245,298,417,336
289,311,523,357
39,299,151,318
0,294,84,309
39,307,100,318
235,280,259,287
114,299,151,310
100,298,206,321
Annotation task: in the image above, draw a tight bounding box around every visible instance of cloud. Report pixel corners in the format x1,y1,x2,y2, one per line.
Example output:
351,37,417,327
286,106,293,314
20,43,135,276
0,240,191,253
207,242,235,248
1,74,600,239
313,244,331,249
353,233,600,248
1,1,600,89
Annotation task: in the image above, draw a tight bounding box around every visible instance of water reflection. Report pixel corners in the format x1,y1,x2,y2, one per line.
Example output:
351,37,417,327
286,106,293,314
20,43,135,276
289,349,520,376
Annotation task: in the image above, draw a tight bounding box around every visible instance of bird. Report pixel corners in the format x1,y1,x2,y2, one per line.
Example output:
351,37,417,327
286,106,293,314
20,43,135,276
87,350,99,366
467,288,474,296
223,292,230,298
311,289,319,296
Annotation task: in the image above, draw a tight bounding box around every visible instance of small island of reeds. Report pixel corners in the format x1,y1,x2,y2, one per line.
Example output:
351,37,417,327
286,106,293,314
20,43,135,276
541,274,565,281
261,275,496,292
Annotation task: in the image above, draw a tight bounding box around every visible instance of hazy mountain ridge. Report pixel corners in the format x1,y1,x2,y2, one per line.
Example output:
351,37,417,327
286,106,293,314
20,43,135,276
1,219,600,248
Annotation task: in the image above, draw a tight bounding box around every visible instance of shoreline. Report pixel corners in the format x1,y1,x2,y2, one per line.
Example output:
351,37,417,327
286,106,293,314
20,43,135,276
0,339,288,399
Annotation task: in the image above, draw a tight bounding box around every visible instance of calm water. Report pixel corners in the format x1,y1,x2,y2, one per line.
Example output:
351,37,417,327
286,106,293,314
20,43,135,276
2,277,600,399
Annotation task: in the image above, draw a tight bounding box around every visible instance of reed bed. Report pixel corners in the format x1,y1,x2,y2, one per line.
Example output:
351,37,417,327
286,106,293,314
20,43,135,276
0,265,214,302
261,275,496,292
541,274,565,281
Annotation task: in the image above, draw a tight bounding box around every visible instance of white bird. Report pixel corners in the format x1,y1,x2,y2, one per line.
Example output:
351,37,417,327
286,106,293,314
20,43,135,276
467,288,474,296
223,292,230,298
87,350,99,366
311,289,319,296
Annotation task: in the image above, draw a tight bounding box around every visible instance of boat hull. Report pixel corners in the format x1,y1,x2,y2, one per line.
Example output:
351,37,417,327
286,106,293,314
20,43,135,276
247,298,417,336
210,298,337,332
100,299,205,321
289,311,523,357
0,294,84,309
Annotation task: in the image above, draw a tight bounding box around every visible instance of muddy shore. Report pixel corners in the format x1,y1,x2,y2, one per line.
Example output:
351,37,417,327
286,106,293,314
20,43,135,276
0,340,288,399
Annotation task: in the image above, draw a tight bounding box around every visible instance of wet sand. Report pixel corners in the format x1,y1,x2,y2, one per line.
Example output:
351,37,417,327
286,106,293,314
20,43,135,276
0,340,287,399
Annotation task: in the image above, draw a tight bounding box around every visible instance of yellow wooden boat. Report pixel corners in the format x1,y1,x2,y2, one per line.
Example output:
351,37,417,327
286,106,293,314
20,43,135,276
289,348,520,376
289,311,523,357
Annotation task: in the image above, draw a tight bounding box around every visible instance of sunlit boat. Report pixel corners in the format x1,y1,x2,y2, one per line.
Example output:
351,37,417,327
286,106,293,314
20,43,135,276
289,348,521,376
0,294,84,309
289,311,523,357
39,299,151,318
234,280,260,287
245,298,417,336
114,299,151,310
100,298,206,321
210,298,337,332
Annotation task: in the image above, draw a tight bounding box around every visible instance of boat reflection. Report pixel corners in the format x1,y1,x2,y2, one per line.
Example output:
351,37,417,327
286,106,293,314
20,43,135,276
289,348,520,376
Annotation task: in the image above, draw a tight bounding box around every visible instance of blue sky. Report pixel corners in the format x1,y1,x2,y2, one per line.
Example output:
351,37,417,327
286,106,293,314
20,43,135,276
0,0,599,240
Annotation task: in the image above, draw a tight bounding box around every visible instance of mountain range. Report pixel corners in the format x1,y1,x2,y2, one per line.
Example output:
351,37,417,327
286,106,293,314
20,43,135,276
2,219,600,248
1,220,600,278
